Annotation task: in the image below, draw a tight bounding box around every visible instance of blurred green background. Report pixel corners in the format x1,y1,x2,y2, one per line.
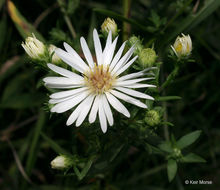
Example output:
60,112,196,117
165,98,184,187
0,0,220,189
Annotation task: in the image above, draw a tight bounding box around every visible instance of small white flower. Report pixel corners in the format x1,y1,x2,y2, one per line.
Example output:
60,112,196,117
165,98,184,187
43,29,156,133
171,33,192,57
21,34,46,59
51,155,72,170
49,44,62,64
101,18,118,37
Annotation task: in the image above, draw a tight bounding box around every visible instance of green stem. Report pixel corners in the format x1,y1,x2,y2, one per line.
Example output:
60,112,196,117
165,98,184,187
122,0,131,41
57,0,76,39
161,65,180,91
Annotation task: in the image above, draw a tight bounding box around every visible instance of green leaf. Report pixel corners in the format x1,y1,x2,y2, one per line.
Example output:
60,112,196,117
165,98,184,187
7,0,44,41
176,130,202,149
156,96,182,101
73,157,94,180
167,159,177,182
26,110,45,175
0,17,7,51
158,141,173,153
40,132,71,156
80,157,94,180
180,153,206,163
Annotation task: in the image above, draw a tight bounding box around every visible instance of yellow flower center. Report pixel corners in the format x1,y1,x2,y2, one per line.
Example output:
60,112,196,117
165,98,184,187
84,64,115,94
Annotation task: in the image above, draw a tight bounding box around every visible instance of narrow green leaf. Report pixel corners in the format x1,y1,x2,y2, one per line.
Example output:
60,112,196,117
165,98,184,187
156,96,182,101
177,130,202,149
7,0,44,41
0,18,7,51
40,132,71,156
167,159,177,182
180,153,206,163
26,110,45,175
80,157,94,180
158,141,173,153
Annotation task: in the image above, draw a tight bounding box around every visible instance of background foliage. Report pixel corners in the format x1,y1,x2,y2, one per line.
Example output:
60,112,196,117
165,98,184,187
0,0,220,189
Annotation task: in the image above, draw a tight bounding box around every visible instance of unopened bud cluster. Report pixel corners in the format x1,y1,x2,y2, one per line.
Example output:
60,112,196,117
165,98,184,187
145,110,160,127
171,33,192,58
128,35,157,68
22,34,62,65
21,34,46,60
101,18,118,38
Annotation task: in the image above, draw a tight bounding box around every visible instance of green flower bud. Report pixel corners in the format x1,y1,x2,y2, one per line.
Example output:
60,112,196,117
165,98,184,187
51,155,73,170
173,148,182,158
139,48,157,68
171,33,192,58
48,44,62,64
101,18,118,38
145,110,160,126
127,35,143,55
21,34,46,60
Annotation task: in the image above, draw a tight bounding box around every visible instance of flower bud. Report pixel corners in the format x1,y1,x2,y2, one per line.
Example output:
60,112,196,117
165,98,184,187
139,48,157,68
145,110,160,127
48,44,62,64
171,33,192,58
128,35,143,56
51,155,73,170
173,148,182,158
101,18,118,38
21,34,46,59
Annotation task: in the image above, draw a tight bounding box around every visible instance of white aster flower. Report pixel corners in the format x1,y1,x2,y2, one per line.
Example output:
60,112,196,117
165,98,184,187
21,33,46,59
43,29,156,133
171,33,192,57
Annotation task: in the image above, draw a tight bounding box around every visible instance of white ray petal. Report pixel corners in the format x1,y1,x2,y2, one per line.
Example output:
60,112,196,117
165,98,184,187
115,55,138,76
98,100,107,133
123,83,156,88
55,48,85,73
43,77,82,85
103,36,118,66
111,46,135,74
115,87,154,100
80,37,94,68
63,42,90,71
76,94,95,126
109,41,126,70
102,94,114,126
47,63,83,80
51,90,89,113
105,92,130,117
50,87,88,99
89,95,100,123
110,90,147,108
49,94,77,104
66,94,92,126
93,29,102,65
45,84,82,89
114,78,154,86
103,30,112,55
